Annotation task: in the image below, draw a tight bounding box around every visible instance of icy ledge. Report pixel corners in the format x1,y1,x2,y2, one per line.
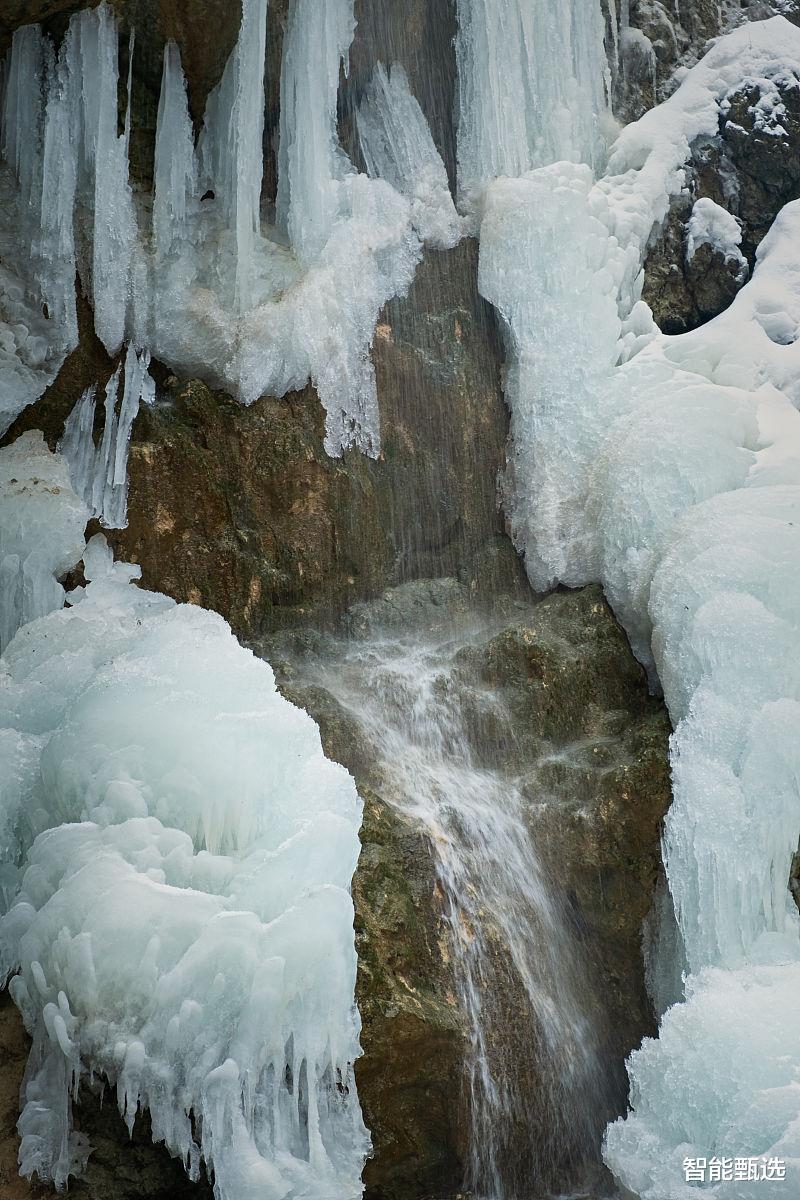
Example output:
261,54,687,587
466,13,800,1197
0,436,368,1200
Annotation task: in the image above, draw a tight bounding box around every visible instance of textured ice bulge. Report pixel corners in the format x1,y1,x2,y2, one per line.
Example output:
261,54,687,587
0,434,369,1199
459,11,800,1196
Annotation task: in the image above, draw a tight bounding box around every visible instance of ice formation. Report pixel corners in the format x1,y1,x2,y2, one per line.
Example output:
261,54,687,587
1,0,459,458
356,64,464,250
454,0,611,214
59,345,155,529
0,27,78,435
0,436,369,1198
461,10,800,1196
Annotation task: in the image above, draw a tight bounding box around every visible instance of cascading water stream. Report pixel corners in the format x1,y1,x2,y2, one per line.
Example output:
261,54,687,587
292,619,621,1199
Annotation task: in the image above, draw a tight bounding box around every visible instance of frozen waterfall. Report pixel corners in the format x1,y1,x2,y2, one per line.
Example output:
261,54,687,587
457,6,800,1197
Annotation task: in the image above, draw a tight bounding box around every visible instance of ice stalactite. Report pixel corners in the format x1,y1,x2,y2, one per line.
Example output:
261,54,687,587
0,435,370,1200
276,0,355,264
2,0,458,459
198,0,267,309
59,345,155,529
76,7,138,356
0,26,78,436
152,41,196,261
459,8,800,1195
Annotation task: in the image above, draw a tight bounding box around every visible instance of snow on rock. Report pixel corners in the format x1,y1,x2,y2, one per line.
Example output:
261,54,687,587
685,196,748,281
0,435,369,1198
0,431,88,653
463,12,800,1196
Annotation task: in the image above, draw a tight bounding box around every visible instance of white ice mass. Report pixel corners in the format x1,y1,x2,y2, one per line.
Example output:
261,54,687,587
0,438,369,1199
459,5,800,1197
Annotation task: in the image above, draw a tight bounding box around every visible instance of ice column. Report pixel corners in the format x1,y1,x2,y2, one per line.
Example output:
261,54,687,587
454,0,610,213
276,0,356,263
356,63,464,250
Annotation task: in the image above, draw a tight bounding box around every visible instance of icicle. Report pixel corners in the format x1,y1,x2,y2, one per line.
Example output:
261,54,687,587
153,42,196,259
74,4,137,355
197,0,267,309
59,345,153,529
356,62,464,250
1,25,47,212
276,0,355,263
37,26,79,349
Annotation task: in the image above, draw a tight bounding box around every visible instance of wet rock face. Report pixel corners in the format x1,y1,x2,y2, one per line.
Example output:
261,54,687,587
458,586,673,1067
275,682,467,1200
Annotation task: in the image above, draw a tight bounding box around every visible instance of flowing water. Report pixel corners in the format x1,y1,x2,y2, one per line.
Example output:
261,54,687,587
291,608,621,1199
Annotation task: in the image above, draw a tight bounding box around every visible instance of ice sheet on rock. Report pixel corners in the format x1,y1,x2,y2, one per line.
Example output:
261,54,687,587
0,436,369,1197
0,432,88,654
356,63,464,250
59,345,154,529
685,197,748,281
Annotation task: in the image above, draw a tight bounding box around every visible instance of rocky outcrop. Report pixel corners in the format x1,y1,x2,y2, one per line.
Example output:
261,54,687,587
643,67,800,331
611,0,800,122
